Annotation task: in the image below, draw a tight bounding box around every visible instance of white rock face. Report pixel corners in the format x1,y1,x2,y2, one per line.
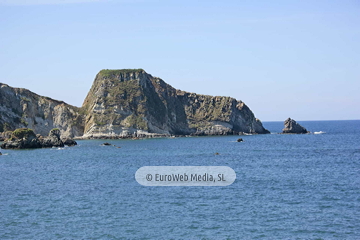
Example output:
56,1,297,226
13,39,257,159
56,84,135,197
81,69,269,137
0,83,83,138
0,69,269,139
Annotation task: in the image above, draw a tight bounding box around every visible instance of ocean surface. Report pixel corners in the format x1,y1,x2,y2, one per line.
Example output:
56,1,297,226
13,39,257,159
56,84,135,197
0,120,359,239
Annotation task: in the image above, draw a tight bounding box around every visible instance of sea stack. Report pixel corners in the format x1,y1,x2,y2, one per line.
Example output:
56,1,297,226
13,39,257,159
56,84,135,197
282,118,309,134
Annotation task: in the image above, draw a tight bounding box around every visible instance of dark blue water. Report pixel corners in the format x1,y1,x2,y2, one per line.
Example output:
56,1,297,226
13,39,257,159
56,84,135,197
1,120,359,239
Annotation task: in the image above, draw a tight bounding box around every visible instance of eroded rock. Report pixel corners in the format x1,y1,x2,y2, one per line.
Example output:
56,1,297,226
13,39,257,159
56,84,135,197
282,118,309,134
0,128,75,149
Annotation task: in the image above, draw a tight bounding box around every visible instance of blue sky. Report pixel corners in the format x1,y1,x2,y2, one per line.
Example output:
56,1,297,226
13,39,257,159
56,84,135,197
1,0,359,121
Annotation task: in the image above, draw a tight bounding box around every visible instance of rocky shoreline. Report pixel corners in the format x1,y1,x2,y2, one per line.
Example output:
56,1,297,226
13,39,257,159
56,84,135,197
0,118,315,150
1,128,77,149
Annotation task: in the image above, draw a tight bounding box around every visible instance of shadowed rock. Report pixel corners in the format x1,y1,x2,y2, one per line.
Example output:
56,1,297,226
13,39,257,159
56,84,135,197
1,128,68,149
63,138,77,146
1,128,41,149
40,128,64,147
282,118,309,134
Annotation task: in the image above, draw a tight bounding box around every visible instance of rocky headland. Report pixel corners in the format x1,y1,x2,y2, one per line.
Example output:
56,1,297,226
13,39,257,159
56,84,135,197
0,69,269,140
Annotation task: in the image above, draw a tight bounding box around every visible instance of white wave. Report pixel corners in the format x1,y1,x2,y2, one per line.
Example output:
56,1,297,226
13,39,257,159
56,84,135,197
314,131,326,134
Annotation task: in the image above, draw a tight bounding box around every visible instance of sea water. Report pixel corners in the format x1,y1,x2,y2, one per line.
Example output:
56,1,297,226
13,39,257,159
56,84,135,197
0,120,359,239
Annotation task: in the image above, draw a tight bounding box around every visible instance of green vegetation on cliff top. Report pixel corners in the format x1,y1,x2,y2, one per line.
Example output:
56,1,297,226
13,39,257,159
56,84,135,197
11,128,35,140
99,69,145,77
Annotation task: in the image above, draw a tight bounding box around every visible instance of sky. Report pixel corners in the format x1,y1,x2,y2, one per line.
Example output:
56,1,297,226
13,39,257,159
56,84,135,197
1,0,359,121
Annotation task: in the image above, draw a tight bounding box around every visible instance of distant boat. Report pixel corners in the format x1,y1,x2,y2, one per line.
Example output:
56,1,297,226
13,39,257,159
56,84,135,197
314,131,326,134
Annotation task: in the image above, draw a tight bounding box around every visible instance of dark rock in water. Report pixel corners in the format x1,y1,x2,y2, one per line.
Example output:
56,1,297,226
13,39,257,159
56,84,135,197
102,142,112,146
1,128,66,149
63,138,77,146
237,138,244,142
40,128,64,147
282,118,309,134
0,152,2,155
1,128,42,149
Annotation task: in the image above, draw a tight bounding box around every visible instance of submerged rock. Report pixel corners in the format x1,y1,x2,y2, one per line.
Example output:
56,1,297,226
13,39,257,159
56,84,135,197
237,138,244,142
282,118,309,134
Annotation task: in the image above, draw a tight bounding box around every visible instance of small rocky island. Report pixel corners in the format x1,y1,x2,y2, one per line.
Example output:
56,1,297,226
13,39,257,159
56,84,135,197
1,128,77,149
282,118,309,134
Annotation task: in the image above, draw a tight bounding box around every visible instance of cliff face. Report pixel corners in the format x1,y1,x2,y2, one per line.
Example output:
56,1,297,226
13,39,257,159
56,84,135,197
177,91,269,135
81,69,190,138
82,69,269,138
0,83,84,138
0,69,268,139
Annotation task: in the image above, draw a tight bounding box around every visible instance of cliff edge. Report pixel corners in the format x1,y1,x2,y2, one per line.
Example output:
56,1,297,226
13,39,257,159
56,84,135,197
0,69,269,138
81,69,269,138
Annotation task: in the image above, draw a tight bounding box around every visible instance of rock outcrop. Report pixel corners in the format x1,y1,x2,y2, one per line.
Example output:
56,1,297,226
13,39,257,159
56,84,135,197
38,128,64,148
0,128,77,149
1,128,42,149
63,138,77,146
176,90,269,135
81,69,269,138
0,83,84,138
0,69,269,139
0,131,12,141
282,118,309,134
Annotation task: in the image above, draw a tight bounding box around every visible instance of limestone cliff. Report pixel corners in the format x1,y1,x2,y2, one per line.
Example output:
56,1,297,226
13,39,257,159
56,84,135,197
176,91,269,135
0,69,269,139
82,69,269,138
0,83,84,138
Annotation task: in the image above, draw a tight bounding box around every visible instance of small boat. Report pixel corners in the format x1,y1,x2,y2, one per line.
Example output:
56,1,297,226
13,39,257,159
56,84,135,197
314,131,326,134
